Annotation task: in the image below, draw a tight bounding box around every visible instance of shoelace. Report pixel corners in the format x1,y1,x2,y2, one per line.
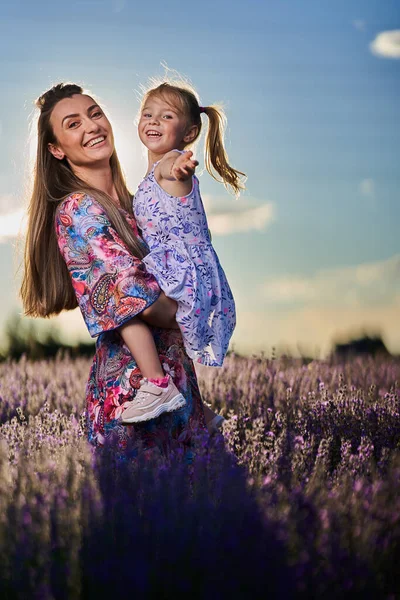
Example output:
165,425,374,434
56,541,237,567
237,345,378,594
135,383,163,404
135,391,155,405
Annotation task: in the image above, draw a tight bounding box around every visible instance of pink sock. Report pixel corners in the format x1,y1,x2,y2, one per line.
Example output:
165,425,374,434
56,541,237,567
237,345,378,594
148,375,169,388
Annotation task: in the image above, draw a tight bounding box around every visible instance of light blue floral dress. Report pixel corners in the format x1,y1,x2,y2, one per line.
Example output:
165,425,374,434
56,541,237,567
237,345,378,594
133,155,236,367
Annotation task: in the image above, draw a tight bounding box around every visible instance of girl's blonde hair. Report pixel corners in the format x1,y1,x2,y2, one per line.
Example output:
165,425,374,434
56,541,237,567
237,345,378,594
21,82,146,319
141,81,246,196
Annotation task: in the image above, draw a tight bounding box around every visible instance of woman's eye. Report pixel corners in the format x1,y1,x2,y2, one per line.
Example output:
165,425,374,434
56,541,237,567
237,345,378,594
92,111,102,118
68,121,79,129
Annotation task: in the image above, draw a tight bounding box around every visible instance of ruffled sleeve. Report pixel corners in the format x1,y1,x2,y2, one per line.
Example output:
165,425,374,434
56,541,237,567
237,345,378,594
55,193,161,337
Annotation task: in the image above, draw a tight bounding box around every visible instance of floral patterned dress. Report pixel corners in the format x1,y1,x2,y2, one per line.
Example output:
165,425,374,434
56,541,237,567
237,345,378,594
55,193,207,457
133,156,236,367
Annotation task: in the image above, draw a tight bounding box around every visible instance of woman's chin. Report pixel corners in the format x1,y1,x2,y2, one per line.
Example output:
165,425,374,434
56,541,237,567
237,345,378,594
84,146,114,164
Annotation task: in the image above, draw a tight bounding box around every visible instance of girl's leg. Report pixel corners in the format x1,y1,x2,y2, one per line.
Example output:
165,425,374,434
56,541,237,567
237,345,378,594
119,317,164,379
119,317,223,430
119,317,186,423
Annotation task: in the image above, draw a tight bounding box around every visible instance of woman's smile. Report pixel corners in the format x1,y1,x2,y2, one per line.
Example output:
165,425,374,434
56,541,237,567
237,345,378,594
84,135,107,148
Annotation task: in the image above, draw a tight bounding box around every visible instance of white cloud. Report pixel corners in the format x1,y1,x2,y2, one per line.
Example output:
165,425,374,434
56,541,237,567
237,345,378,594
0,194,18,214
233,297,400,358
370,30,400,59
0,196,26,243
262,277,315,303
0,190,275,243
208,203,274,236
353,19,366,32
262,255,400,308
203,195,275,236
359,178,375,197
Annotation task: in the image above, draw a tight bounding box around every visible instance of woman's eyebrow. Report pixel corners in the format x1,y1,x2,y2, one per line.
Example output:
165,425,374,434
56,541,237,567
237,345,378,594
62,113,79,125
61,105,100,125
87,104,100,113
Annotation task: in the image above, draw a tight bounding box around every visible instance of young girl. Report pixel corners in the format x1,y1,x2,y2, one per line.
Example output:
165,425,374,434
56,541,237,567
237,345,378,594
120,81,245,426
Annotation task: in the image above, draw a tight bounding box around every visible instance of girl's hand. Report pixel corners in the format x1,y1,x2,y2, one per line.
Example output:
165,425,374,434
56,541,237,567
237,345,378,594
170,151,198,182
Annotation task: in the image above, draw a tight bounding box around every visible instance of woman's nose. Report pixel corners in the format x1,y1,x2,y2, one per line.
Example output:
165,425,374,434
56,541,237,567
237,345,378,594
84,117,101,133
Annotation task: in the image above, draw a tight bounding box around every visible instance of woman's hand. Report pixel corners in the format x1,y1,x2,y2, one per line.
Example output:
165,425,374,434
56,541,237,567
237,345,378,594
140,292,180,329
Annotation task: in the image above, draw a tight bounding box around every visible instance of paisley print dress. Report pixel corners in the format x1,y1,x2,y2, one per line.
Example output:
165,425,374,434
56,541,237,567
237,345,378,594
133,156,236,367
55,193,207,456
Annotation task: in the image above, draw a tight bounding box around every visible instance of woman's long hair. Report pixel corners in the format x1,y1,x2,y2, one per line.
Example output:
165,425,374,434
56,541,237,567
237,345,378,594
142,82,246,196
21,83,146,318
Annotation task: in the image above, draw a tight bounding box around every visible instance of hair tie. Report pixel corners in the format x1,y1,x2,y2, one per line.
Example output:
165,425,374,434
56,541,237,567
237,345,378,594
199,106,206,114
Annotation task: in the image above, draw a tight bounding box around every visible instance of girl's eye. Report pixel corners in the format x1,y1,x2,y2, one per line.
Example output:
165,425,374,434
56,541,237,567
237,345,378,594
163,114,173,119
143,113,151,118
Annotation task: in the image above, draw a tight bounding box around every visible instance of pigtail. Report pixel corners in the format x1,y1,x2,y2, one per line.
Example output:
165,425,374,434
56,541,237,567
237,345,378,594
203,105,246,197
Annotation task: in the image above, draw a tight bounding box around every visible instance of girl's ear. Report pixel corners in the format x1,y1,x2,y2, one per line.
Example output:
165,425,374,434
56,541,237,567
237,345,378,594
183,125,199,144
48,143,65,160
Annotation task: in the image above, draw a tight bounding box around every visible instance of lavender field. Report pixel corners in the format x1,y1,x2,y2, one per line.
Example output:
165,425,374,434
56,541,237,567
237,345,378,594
0,353,399,599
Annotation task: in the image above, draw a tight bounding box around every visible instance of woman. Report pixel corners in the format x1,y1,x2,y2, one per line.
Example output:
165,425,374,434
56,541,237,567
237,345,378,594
20,82,209,457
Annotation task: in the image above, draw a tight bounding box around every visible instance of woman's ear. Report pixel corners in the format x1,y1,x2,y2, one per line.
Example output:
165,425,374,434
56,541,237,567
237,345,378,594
47,143,65,160
183,125,199,144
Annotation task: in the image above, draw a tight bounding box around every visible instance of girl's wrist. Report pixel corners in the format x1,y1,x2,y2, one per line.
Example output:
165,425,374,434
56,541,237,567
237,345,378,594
169,157,178,180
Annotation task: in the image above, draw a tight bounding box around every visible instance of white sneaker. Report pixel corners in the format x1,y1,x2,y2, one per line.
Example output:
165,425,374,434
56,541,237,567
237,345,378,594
121,376,186,424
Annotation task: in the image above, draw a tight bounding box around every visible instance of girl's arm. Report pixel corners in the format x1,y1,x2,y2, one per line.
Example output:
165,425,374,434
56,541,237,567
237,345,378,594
154,150,198,197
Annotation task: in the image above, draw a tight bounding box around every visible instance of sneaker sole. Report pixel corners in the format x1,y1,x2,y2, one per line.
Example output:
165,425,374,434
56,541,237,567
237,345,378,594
121,393,187,424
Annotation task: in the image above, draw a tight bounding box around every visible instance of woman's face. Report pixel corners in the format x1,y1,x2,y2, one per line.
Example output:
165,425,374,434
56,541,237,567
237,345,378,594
48,94,114,169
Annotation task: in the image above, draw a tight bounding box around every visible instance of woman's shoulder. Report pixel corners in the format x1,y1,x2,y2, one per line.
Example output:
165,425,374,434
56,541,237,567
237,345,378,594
58,192,94,213
57,192,107,221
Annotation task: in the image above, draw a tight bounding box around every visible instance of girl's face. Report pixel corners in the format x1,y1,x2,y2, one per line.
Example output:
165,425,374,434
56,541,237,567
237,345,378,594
138,95,195,155
48,94,114,169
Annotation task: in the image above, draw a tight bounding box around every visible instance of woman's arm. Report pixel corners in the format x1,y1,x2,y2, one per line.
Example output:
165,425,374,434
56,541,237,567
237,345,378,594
55,193,163,338
139,292,179,329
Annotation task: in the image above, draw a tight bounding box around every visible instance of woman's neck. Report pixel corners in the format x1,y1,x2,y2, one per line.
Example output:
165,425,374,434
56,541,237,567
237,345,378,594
73,164,119,204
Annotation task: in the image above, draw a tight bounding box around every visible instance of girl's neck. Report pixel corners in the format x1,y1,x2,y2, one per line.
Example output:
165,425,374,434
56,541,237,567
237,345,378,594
146,150,166,175
146,145,185,176
73,163,119,204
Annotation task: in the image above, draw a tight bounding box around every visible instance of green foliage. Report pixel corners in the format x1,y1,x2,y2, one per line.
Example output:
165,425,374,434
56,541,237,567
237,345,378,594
1,313,94,361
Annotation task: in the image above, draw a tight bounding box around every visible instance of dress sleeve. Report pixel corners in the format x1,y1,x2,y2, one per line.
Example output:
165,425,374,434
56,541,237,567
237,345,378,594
55,193,161,337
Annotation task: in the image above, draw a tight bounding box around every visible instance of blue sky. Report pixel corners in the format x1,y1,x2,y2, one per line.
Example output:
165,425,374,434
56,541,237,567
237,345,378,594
0,0,399,357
